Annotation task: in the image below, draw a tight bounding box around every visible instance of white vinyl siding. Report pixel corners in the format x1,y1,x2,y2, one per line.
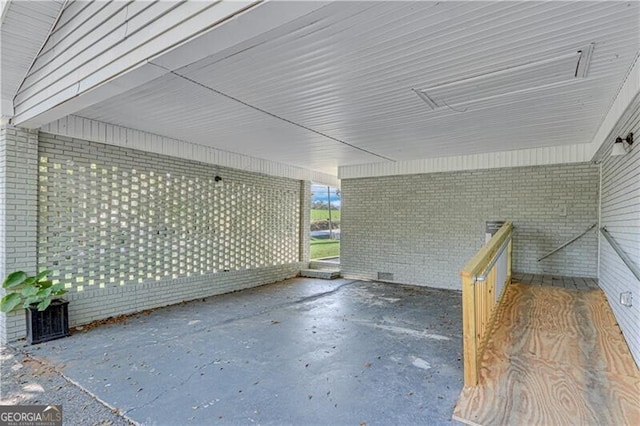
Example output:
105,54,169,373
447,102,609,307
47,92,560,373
13,1,255,124
599,94,640,367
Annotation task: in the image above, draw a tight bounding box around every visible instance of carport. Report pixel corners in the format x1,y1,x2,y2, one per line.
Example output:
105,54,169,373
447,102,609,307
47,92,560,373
1,1,639,424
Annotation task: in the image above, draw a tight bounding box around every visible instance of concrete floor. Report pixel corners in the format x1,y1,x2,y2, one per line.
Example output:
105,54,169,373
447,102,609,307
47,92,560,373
22,278,463,425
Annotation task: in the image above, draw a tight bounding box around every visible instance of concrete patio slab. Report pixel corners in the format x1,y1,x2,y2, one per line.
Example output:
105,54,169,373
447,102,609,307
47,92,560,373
21,278,463,425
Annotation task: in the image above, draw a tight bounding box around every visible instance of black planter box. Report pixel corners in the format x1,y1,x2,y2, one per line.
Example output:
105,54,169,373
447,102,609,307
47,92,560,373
25,299,70,344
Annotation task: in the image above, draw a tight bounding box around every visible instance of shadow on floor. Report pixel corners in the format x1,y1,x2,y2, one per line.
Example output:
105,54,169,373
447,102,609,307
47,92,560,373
21,278,464,425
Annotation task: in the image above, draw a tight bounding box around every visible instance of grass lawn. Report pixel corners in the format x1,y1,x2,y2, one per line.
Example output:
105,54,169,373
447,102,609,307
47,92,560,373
311,209,341,222
310,238,340,259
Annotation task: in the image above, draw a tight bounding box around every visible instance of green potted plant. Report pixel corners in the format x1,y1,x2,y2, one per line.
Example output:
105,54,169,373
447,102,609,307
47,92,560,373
1,270,69,344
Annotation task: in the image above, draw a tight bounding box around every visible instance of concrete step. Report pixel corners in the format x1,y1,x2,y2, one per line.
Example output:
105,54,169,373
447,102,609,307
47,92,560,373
300,268,341,279
309,260,340,269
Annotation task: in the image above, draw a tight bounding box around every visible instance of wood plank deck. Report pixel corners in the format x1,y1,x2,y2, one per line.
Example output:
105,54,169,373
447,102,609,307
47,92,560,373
453,283,640,425
512,272,599,290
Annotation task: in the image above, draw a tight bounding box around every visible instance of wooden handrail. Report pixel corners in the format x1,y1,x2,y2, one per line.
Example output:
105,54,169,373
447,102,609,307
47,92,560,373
460,221,513,387
461,222,513,278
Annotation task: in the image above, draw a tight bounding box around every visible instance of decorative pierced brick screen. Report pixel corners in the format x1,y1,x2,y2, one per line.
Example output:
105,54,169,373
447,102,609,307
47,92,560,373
37,138,301,292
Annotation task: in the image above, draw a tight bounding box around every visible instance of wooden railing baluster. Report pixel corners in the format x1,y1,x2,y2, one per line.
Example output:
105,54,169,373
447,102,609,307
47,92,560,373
460,222,513,387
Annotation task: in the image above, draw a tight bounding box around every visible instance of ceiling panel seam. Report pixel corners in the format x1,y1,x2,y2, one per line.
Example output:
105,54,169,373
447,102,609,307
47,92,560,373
147,61,395,163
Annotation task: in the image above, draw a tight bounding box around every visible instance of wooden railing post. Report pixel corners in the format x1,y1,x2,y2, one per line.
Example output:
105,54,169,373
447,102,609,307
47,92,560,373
461,272,478,387
507,238,513,284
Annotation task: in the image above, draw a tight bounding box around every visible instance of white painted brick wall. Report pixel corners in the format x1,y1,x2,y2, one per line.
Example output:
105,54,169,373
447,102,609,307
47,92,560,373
63,264,303,326
0,127,5,342
0,126,39,342
0,130,310,342
300,181,311,262
341,163,599,289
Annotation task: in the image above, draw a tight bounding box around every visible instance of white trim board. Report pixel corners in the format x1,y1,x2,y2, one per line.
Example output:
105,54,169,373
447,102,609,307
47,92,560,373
40,115,339,187
338,144,593,179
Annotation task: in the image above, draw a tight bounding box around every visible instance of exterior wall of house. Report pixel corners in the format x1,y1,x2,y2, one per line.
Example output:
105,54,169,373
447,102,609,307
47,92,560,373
341,163,599,290
0,128,310,342
598,96,640,367
0,126,39,342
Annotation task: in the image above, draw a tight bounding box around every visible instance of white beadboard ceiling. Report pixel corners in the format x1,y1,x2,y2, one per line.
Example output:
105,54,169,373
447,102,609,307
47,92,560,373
13,1,640,176
0,0,64,116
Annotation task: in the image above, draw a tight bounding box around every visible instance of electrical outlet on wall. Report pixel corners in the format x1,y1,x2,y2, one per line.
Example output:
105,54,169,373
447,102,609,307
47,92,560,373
620,291,633,307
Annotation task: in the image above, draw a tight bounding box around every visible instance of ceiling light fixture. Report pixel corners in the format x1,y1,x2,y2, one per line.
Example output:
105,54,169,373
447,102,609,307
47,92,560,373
611,132,634,156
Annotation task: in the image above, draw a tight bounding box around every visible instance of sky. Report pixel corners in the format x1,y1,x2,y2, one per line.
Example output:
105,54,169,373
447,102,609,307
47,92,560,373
311,183,341,206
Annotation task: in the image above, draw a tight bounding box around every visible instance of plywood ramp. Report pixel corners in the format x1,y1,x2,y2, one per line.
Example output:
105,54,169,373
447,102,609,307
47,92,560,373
453,283,640,425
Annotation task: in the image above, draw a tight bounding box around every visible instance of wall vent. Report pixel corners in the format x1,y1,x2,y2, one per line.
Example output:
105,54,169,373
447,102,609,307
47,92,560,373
413,43,595,110
378,272,394,281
